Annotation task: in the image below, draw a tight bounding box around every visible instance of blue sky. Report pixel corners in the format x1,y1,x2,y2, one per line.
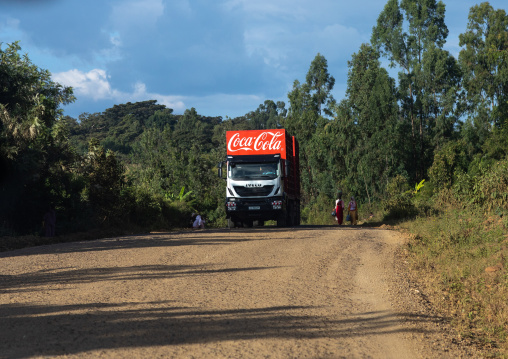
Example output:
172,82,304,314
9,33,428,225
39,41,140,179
1,0,506,119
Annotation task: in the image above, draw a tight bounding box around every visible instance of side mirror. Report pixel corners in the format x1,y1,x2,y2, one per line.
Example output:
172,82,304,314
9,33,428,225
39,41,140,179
217,161,226,179
285,160,291,177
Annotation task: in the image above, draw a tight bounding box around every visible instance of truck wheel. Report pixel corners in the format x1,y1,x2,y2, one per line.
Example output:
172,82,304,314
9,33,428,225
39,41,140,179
227,218,234,228
285,202,294,227
277,212,287,227
254,220,264,227
243,220,253,228
296,200,301,225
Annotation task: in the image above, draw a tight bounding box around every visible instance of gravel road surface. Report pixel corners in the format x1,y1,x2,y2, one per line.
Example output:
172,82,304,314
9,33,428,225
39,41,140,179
0,226,478,358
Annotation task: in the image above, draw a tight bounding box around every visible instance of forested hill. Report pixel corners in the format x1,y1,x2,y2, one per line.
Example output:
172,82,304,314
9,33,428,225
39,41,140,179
1,1,507,238
67,101,223,155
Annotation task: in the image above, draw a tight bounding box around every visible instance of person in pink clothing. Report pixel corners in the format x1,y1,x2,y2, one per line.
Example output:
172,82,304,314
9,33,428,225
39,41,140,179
348,196,358,225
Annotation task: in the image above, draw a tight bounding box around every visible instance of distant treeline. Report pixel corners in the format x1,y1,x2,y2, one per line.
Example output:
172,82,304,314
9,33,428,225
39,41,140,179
1,1,507,236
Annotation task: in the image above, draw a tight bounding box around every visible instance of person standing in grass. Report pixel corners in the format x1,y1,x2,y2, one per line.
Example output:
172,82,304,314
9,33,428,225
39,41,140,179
348,196,358,225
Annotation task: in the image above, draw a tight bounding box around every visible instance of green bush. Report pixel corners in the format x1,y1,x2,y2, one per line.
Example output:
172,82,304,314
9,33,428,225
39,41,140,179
383,175,418,220
428,140,469,189
476,157,508,211
301,193,336,225
453,156,508,211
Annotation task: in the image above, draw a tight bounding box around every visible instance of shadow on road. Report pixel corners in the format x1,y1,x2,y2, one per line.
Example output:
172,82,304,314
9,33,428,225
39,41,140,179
0,225,384,259
0,264,286,295
0,301,442,358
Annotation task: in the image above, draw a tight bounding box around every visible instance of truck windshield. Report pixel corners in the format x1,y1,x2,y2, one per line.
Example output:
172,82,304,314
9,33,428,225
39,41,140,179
229,162,278,180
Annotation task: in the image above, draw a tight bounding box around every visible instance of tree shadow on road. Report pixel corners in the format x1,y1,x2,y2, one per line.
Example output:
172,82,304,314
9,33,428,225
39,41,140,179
0,264,285,295
0,225,387,258
0,301,443,358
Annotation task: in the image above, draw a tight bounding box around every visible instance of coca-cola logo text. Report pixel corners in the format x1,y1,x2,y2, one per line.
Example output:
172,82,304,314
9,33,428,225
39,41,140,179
227,131,284,153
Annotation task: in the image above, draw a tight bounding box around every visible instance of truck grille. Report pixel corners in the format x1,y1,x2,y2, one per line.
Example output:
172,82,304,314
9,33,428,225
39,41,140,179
234,185,274,197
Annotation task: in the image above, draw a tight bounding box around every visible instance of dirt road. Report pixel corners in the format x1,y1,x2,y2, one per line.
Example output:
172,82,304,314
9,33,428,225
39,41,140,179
0,226,476,358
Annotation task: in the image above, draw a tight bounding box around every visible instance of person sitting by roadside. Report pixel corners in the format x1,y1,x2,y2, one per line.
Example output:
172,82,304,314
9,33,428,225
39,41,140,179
192,213,205,229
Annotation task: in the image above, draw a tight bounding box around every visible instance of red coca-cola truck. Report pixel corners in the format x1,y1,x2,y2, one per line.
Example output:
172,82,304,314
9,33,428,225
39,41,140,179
218,129,300,227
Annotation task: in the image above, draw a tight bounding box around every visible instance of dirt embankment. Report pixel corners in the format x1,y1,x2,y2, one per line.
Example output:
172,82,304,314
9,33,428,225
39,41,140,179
0,226,480,358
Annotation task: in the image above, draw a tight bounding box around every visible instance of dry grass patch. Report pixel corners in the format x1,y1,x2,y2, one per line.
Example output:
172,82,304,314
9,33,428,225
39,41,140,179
399,209,508,356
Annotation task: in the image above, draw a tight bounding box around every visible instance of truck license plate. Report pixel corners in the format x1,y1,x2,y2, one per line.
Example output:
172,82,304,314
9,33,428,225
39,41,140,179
249,206,260,210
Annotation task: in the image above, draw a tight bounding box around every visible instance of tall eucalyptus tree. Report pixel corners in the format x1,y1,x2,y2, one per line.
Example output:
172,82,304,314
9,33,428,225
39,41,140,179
459,2,508,150
371,0,451,180
286,54,336,200
334,44,401,202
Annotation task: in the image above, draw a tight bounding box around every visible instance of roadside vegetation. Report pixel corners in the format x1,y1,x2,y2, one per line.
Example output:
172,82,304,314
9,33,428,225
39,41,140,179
1,0,507,356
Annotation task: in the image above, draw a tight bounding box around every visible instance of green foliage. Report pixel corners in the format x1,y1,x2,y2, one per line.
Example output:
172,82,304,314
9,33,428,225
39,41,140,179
69,101,174,155
285,53,336,202
2,1,508,247
459,3,508,132
453,157,508,211
120,186,193,230
0,42,76,234
300,193,336,225
383,175,418,220
83,139,125,223
428,140,469,189
334,43,402,203
372,0,455,181
245,100,286,129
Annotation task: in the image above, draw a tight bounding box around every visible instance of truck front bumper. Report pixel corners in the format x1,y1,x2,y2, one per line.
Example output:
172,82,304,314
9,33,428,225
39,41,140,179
225,197,283,220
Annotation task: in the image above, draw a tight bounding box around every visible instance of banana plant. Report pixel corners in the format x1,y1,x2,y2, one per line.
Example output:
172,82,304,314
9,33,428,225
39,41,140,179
164,186,195,204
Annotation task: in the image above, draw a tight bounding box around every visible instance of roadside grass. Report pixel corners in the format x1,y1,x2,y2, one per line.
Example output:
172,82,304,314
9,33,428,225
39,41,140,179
398,207,508,356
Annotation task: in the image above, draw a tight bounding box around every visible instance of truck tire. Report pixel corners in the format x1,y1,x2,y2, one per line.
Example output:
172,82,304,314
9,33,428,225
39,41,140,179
296,200,301,225
277,210,287,227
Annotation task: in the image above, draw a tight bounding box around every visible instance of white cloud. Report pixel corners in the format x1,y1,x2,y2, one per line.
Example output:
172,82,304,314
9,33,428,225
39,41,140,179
52,69,186,112
53,67,267,118
53,69,115,100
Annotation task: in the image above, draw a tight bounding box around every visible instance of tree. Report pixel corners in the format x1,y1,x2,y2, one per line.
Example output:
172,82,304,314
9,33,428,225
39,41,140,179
459,3,508,143
69,100,172,155
245,100,286,129
305,53,336,117
0,42,76,234
285,54,336,200
84,139,124,223
371,0,450,180
334,44,401,202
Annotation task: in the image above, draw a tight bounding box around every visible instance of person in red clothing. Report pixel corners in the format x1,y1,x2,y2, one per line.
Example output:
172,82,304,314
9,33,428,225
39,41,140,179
335,194,345,225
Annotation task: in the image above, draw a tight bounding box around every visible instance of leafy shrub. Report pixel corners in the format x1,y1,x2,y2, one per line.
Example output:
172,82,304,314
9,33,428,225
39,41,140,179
453,157,508,211
301,193,336,225
428,140,468,189
475,157,508,211
383,175,418,220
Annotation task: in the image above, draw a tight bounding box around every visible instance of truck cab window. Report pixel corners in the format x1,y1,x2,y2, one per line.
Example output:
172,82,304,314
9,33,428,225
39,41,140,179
229,162,278,180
